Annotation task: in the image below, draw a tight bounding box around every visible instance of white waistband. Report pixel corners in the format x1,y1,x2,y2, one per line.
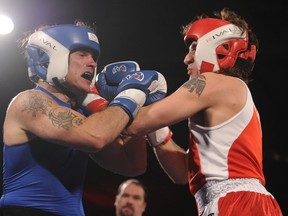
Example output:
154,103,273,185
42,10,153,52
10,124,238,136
194,178,271,214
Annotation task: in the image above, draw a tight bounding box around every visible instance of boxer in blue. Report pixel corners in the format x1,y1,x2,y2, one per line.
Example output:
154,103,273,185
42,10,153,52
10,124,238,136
0,21,166,216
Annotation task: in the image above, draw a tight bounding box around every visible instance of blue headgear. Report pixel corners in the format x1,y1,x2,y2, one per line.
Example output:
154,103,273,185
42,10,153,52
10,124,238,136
26,24,100,86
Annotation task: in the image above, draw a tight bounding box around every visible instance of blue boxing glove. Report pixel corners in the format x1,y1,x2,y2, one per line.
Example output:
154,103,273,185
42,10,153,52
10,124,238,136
109,70,163,124
96,61,140,101
96,61,167,105
144,71,166,105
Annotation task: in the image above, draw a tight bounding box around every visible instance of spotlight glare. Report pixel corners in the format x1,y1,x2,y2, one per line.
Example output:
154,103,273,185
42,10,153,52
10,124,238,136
0,15,14,35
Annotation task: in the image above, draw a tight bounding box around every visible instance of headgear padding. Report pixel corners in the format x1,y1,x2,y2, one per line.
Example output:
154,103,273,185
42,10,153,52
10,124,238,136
26,24,100,85
184,18,252,73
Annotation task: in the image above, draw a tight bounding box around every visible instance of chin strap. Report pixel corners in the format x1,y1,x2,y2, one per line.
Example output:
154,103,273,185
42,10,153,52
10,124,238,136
52,77,77,100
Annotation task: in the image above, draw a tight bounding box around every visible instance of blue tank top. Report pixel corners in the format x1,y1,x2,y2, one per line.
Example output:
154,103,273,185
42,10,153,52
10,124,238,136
0,86,90,216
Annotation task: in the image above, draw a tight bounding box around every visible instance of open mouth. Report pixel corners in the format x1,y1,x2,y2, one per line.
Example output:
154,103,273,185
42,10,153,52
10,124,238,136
81,72,94,81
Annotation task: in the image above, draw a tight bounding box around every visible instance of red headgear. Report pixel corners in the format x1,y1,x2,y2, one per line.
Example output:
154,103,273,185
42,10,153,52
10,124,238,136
184,18,256,73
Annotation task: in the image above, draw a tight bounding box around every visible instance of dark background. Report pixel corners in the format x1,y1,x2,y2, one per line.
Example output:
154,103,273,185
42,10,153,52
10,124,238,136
0,0,287,215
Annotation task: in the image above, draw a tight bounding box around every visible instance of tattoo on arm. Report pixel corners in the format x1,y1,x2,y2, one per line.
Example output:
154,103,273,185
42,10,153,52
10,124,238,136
21,92,84,129
182,75,206,96
21,92,52,117
49,107,84,129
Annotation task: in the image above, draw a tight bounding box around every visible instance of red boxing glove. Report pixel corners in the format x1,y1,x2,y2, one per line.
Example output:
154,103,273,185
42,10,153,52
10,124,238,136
82,86,109,113
146,127,173,147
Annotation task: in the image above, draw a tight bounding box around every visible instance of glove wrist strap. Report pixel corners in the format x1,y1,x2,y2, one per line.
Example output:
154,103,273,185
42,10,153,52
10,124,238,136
109,89,146,125
146,127,173,147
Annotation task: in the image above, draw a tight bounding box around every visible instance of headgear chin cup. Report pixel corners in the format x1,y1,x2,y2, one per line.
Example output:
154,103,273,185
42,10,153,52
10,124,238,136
26,24,100,86
184,18,251,73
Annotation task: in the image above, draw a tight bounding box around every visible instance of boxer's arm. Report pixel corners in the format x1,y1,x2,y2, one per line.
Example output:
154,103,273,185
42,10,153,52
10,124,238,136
153,138,189,184
4,90,124,152
90,134,147,176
